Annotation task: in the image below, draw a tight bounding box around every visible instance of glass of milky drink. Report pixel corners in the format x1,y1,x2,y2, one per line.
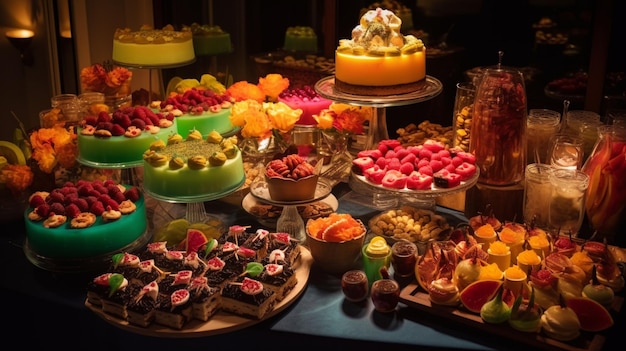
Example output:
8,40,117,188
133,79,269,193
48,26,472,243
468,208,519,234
548,169,589,237
523,163,553,229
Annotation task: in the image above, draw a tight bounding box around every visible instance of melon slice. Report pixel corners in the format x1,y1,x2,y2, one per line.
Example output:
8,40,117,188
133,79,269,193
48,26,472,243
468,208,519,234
460,280,503,313
183,228,209,254
566,297,614,332
0,141,26,165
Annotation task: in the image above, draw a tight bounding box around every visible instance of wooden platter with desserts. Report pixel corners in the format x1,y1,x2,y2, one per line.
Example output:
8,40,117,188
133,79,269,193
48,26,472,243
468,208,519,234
85,225,313,337
398,216,625,351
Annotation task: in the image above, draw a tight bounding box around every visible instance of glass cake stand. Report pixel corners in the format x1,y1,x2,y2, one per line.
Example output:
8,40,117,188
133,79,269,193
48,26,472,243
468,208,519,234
248,177,333,243
349,168,479,210
76,157,143,187
143,177,246,224
112,59,196,104
315,76,443,150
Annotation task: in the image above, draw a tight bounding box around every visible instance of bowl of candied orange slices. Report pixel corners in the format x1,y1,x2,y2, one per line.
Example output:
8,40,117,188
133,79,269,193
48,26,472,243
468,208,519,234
306,213,366,274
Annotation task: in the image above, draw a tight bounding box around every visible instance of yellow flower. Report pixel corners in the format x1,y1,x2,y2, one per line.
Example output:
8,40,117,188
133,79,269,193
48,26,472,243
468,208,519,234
229,100,301,139
265,102,301,133
313,110,335,130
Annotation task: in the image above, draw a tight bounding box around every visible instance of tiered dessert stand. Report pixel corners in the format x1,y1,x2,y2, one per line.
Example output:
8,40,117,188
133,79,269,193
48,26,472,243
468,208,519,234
314,76,475,209
248,177,334,242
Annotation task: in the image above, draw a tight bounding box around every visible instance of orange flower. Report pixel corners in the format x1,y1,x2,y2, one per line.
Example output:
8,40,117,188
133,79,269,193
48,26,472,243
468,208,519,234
0,164,34,195
80,63,132,95
314,103,372,134
258,74,289,102
226,81,265,102
29,126,77,174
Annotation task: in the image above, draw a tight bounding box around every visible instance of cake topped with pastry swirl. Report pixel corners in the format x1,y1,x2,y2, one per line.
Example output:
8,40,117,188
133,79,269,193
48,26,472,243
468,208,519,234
334,7,426,96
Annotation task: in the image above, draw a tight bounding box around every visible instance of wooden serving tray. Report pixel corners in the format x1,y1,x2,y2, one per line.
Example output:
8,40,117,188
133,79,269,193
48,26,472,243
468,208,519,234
86,247,312,338
400,282,623,351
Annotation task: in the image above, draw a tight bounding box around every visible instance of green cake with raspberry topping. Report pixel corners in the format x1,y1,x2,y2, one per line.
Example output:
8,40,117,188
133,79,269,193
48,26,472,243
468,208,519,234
23,180,147,262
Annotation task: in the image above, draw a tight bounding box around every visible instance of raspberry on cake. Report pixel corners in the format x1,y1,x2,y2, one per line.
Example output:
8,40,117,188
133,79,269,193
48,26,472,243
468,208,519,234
334,8,426,95
77,106,177,165
154,88,235,136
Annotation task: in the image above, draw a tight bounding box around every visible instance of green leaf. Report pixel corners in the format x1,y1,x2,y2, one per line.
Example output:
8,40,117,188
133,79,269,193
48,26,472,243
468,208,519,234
108,273,124,297
245,262,263,277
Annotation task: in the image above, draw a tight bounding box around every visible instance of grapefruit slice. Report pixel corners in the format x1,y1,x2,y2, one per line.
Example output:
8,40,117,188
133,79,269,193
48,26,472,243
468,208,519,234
184,228,208,254
566,297,614,332
0,141,26,165
460,280,503,313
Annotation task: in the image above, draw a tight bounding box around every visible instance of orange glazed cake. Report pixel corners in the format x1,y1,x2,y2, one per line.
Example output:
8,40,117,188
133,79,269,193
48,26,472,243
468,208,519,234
334,7,426,96
112,25,195,66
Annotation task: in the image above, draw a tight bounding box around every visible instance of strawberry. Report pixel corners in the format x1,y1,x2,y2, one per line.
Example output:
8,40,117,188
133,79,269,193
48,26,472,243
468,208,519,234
429,159,444,172
400,153,416,165
451,156,464,168
418,148,433,160
416,158,430,169
438,149,451,158
375,157,388,169
395,147,409,160
381,170,407,189
406,171,433,190
399,161,415,175
418,164,434,176
386,158,401,171
406,145,422,156
384,150,396,159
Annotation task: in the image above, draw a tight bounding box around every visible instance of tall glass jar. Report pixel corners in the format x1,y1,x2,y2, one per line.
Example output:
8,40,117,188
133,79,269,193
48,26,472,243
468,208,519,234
470,66,527,186
581,125,626,244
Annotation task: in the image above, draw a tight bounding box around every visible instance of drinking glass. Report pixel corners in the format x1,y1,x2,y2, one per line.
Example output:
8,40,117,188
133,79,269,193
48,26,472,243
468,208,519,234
547,134,584,170
523,163,553,228
548,168,589,237
526,109,561,164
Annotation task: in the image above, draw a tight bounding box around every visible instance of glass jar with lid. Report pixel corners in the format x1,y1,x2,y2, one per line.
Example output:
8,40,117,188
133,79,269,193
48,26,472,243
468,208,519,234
469,64,527,186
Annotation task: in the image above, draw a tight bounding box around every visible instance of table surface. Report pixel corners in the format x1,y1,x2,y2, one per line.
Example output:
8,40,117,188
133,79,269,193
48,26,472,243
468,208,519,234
1,183,623,350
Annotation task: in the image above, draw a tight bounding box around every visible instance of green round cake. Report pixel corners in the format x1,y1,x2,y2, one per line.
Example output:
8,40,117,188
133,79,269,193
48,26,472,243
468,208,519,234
24,181,147,259
142,130,245,201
